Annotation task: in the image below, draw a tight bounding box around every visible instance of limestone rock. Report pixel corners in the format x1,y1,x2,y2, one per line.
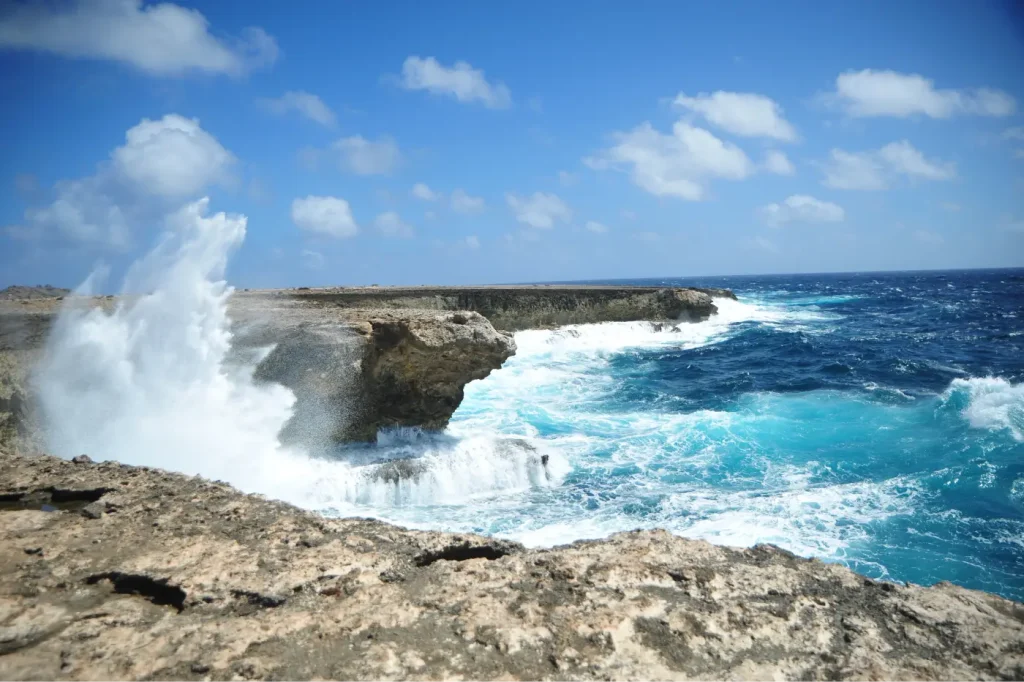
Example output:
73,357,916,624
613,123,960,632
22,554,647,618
0,449,1021,681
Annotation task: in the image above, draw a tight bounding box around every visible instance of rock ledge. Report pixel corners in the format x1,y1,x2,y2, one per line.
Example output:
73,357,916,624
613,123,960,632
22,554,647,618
1,450,1021,681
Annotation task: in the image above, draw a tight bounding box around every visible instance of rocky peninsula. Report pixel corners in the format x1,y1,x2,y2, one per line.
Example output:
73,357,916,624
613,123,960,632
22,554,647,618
1,285,728,445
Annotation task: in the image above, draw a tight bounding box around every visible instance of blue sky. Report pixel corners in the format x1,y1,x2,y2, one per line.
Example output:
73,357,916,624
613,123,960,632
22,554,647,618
1,0,1023,289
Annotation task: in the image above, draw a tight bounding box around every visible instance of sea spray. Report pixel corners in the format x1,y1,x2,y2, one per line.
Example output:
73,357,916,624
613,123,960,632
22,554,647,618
32,198,563,509
32,199,356,507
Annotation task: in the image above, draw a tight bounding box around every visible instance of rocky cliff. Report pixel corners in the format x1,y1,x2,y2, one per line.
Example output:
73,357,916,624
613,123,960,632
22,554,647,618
0,284,728,445
281,285,727,331
1,450,1021,681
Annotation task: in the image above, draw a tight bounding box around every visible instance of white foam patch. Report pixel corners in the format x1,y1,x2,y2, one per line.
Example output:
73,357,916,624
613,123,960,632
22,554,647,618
946,377,1024,441
500,471,923,570
325,433,569,508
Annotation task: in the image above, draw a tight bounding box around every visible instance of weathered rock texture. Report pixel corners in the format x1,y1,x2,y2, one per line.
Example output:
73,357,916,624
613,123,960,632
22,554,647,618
282,285,728,331
1,450,1021,681
247,309,515,442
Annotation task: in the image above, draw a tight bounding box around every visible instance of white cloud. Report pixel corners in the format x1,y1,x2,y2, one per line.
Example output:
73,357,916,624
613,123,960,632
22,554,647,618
291,196,358,238
24,175,131,247
760,195,845,227
506,192,571,229
10,114,233,248
374,211,414,238
820,149,887,191
558,171,578,186
301,249,324,270
821,140,955,190
828,69,1015,118
1004,127,1024,141
620,210,637,221
913,229,944,245
333,136,401,175
425,210,437,221
400,56,511,109
674,91,797,141
764,150,795,175
877,140,955,181
450,188,485,214
0,0,277,76
411,182,437,201
585,220,609,234
112,114,235,197
587,121,754,200
464,235,481,249
258,91,335,127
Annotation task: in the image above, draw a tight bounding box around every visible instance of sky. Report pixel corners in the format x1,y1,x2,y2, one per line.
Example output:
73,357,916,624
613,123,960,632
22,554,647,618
1,0,1023,289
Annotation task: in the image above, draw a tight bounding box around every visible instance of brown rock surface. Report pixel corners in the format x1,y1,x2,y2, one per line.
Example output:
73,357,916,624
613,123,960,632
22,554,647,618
1,449,1021,681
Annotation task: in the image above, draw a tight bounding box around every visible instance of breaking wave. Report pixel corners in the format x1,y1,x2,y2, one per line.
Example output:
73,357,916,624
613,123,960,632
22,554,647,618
942,376,1024,441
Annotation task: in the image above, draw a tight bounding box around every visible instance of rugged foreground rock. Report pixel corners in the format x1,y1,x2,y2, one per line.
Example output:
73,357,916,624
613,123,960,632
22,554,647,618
1,450,1022,681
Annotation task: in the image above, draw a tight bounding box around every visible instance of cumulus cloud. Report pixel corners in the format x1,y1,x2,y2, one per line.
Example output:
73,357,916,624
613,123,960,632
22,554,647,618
674,91,797,141
0,0,277,76
827,69,1015,118
586,121,754,201
760,195,845,227
464,235,481,249
9,114,233,248
411,183,437,201
112,114,235,196
400,56,511,109
877,140,956,181
450,188,485,214
333,135,401,175
820,140,955,190
764,150,795,175
506,192,571,229
258,91,335,127
585,221,609,234
374,211,414,238
291,196,358,238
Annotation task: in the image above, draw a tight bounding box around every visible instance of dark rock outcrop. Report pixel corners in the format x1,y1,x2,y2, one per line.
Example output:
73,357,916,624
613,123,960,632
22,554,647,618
1,449,1021,681
250,310,515,442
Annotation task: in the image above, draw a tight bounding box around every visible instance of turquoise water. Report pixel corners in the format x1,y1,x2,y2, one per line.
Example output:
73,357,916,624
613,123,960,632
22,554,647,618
329,270,1024,601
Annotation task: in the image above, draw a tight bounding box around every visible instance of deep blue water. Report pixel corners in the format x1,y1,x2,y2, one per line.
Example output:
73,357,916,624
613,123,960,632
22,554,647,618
337,269,1024,602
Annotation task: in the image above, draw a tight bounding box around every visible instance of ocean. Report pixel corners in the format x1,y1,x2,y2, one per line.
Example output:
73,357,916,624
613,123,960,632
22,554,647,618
35,222,1024,604
333,269,1024,602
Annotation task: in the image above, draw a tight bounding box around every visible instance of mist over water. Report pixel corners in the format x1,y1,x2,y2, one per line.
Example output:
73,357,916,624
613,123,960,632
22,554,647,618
33,204,1024,601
